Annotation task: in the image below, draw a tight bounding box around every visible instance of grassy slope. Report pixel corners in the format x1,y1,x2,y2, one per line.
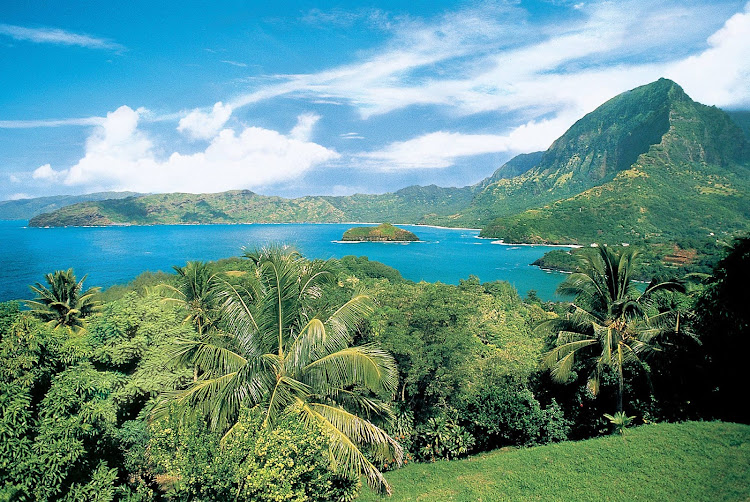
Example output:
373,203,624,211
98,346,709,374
359,422,750,502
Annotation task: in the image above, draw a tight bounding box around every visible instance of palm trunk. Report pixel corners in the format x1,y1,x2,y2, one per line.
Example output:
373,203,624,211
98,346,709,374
617,369,624,413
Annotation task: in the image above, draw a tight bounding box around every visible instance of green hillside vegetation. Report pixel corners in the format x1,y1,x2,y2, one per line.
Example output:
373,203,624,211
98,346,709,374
2,236,749,499
357,422,750,502
342,223,419,241
481,81,750,248
0,191,140,220
28,185,476,227
459,79,680,226
727,110,750,140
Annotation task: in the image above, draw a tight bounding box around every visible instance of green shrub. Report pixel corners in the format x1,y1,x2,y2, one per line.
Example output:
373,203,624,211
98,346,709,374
459,379,570,451
147,407,359,501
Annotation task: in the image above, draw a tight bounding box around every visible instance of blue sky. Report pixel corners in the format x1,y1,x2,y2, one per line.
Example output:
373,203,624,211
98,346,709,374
1,0,749,200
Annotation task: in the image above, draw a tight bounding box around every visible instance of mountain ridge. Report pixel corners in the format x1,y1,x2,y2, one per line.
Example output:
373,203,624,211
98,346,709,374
0,191,141,220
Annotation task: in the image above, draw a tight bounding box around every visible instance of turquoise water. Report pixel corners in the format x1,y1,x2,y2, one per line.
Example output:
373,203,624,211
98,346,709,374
1,221,570,302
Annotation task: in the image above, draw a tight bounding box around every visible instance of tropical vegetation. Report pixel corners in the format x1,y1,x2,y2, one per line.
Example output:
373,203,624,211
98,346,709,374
541,246,684,413
26,268,101,333
1,235,748,499
157,248,402,493
341,223,419,241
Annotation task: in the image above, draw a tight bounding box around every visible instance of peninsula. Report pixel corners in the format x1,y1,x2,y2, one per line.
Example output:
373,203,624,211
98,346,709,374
341,223,419,242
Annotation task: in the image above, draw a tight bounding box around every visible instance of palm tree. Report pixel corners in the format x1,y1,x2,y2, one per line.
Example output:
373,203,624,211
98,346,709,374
541,246,683,413
161,261,221,335
158,248,402,494
26,268,101,333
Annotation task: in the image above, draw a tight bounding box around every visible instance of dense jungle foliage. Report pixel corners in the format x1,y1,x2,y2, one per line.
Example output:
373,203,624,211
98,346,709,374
1,236,747,500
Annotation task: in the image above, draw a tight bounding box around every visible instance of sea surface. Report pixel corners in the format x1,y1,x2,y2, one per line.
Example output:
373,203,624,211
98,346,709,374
1,221,572,302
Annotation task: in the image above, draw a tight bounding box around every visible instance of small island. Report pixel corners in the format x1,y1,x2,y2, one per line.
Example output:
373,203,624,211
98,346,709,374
341,223,419,242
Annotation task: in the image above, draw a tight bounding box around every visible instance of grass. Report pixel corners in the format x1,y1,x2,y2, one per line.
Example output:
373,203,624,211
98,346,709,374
359,422,750,502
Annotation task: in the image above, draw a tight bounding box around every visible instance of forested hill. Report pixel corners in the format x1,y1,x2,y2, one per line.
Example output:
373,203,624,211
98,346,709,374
28,185,478,227
29,79,750,262
479,79,750,247
0,191,140,220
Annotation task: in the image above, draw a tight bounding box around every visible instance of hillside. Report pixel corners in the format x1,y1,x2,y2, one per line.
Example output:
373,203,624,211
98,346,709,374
480,80,750,250
341,223,419,241
358,422,750,501
0,191,140,220
29,185,475,227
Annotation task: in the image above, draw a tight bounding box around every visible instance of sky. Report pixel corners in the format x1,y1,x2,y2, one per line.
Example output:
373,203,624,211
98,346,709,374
1,0,749,201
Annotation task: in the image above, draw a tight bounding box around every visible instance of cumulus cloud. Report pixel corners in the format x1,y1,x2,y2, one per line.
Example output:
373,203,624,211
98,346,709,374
56,105,338,193
289,113,321,141
665,2,750,108
0,23,123,50
32,164,66,181
177,102,233,140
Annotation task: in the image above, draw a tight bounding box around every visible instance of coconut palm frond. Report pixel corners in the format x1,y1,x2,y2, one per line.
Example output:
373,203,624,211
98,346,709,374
299,402,402,494
304,345,399,396
155,249,398,494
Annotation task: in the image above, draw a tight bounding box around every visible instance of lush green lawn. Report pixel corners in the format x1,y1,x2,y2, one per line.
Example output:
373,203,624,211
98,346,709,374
359,422,750,502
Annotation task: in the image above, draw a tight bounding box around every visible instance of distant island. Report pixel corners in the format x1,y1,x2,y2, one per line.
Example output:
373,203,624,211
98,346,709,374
341,223,419,242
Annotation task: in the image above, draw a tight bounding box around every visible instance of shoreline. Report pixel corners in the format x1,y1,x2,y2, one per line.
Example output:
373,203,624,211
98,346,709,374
27,220,484,232
477,236,582,248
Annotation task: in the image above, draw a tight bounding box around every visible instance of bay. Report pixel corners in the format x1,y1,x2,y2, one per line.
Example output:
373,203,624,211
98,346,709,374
1,221,571,302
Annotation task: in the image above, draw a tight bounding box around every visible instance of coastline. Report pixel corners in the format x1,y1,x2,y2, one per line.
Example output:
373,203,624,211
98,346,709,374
29,220,484,232
478,236,582,248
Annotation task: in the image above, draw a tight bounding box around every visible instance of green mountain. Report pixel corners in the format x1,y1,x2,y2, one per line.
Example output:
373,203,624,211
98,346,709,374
727,110,750,141
28,186,475,227
0,192,140,220
480,79,750,248
460,79,697,225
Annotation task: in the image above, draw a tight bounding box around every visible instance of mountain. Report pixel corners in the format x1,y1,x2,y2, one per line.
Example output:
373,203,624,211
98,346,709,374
727,110,750,141
0,192,140,220
28,185,476,227
29,79,750,272
479,79,750,247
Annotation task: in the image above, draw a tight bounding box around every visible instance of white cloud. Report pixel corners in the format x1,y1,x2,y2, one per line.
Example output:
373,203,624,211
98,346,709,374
59,105,339,193
227,1,749,122
177,102,233,140
8,193,32,200
340,132,364,140
32,163,66,181
220,60,248,67
0,23,123,50
665,2,750,108
359,117,572,170
9,174,21,183
289,113,320,141
0,117,105,128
